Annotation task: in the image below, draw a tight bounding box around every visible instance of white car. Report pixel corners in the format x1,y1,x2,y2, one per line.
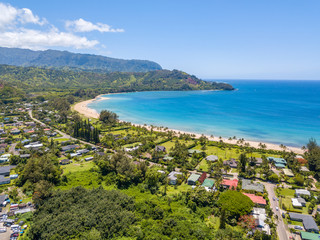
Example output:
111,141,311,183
276,207,279,211
0,227,6,233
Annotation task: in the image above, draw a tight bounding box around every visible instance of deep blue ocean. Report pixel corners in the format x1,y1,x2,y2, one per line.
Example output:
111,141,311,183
88,80,320,147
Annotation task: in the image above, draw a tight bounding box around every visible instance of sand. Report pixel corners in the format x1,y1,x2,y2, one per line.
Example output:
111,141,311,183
73,95,305,154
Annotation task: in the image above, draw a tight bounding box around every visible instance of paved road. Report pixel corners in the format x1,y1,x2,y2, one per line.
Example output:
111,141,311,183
28,110,97,148
262,182,290,240
9,142,18,156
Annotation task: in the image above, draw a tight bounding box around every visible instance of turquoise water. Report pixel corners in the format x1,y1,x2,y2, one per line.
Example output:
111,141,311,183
88,80,320,147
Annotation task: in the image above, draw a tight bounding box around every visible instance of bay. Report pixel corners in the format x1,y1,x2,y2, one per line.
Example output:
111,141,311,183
88,80,320,147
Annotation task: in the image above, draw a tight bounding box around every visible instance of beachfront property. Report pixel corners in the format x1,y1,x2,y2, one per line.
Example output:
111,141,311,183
243,193,266,206
187,173,201,185
288,213,319,233
241,179,264,193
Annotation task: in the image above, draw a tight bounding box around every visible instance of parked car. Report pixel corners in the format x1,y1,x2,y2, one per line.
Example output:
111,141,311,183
276,207,279,211
273,197,275,201
0,227,6,233
294,225,303,230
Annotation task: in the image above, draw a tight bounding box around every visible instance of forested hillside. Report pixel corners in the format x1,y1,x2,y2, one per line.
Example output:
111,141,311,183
0,65,234,98
0,47,162,73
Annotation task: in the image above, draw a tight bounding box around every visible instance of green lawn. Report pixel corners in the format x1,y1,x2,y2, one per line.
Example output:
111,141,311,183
61,161,95,175
196,159,209,172
279,188,295,197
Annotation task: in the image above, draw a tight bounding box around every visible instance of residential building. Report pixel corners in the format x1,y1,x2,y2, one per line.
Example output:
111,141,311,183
155,145,166,152
292,198,307,208
201,179,215,189
187,173,201,185
221,179,238,190
168,171,182,185
295,189,311,198
206,155,218,162
188,149,201,156
0,175,10,185
242,179,264,193
289,213,319,233
0,166,11,176
61,145,80,152
300,231,320,240
243,193,266,206
223,158,238,168
283,168,294,177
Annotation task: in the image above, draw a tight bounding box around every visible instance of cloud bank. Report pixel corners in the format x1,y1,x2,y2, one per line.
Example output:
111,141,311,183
0,2,123,50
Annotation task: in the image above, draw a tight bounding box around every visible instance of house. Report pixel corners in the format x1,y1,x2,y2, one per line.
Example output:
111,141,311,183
221,179,238,190
242,179,264,193
188,149,201,156
295,189,311,198
76,149,90,155
223,158,238,168
292,198,307,208
155,145,166,152
163,155,174,161
0,154,11,163
187,173,201,185
59,159,70,165
61,145,80,152
0,194,8,205
289,213,319,233
301,166,310,172
85,157,94,161
10,129,20,135
268,157,287,165
25,122,36,127
0,175,10,185
168,171,182,185
206,155,218,162
201,179,215,189
243,193,266,206
252,208,270,235
300,231,320,240
283,168,294,177
19,154,31,159
275,163,286,169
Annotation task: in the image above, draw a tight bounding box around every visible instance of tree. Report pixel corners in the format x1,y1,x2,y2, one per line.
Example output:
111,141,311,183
218,190,254,220
144,168,161,194
99,110,118,125
239,153,247,173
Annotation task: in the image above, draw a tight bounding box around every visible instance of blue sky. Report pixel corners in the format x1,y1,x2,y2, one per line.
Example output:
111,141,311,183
1,0,320,80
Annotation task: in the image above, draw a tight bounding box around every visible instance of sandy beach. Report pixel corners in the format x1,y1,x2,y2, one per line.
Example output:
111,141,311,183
73,95,305,154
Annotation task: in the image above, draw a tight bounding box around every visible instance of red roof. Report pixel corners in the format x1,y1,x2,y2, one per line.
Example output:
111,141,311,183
44,128,51,131
243,193,266,205
221,179,238,189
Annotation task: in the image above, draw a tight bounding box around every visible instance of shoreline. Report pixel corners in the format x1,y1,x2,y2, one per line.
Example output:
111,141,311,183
73,94,305,154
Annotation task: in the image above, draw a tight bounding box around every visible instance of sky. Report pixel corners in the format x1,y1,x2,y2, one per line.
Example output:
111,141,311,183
1,0,320,80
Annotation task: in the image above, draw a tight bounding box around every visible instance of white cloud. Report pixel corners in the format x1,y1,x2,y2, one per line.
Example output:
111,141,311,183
66,18,124,33
0,2,105,50
0,28,99,50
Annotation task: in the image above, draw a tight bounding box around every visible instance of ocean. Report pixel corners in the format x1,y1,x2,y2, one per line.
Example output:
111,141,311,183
88,80,320,147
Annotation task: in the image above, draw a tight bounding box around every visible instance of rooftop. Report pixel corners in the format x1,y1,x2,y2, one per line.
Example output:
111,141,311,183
283,168,294,177
188,173,201,182
300,231,320,240
206,155,218,161
289,213,319,232
242,179,264,193
202,179,215,188
243,193,266,205
222,179,238,189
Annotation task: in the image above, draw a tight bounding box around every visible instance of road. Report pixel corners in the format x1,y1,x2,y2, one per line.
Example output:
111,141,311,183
262,182,290,240
9,142,18,156
28,110,97,148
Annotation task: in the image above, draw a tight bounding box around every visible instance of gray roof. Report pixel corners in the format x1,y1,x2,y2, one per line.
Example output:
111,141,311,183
295,189,311,196
242,179,264,193
206,155,218,161
0,165,11,176
187,173,201,182
0,194,8,203
168,171,182,181
155,145,166,152
289,213,319,232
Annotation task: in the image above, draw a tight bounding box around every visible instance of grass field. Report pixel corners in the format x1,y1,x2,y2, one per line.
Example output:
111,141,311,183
196,159,209,172
61,161,95,175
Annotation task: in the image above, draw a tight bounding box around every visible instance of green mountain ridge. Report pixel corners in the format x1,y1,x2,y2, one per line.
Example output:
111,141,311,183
0,64,234,102
0,47,162,73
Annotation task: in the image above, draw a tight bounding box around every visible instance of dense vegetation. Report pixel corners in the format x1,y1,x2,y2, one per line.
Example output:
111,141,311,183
28,187,135,240
0,65,234,102
0,47,162,73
